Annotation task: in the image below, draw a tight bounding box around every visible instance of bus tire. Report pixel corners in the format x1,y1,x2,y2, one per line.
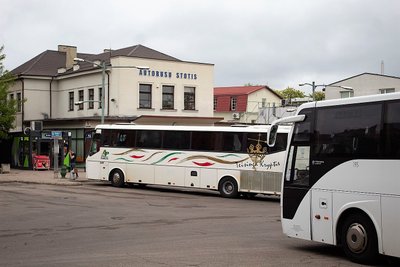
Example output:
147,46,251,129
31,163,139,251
110,169,125,187
340,212,378,264
219,177,238,198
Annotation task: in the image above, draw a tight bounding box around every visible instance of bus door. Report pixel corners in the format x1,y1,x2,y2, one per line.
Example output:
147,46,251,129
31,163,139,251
99,151,109,180
86,130,104,180
281,109,313,240
308,106,340,244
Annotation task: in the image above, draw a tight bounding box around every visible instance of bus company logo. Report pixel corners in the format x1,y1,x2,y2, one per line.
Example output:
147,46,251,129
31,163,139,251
101,150,109,160
247,133,268,169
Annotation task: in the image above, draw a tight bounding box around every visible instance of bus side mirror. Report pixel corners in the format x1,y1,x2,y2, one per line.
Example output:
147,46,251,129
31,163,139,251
267,124,278,147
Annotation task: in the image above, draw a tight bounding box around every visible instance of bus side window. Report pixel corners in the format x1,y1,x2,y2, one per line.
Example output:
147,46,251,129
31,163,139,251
315,103,382,158
222,132,243,152
163,131,190,150
116,132,127,147
89,133,101,155
269,133,287,153
285,146,310,186
137,130,162,149
285,109,312,186
384,101,400,158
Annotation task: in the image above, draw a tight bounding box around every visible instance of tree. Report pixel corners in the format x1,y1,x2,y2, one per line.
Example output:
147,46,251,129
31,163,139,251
0,45,17,139
275,87,306,100
312,91,325,101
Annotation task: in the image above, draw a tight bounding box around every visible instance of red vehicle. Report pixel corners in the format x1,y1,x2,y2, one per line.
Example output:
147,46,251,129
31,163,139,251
33,155,50,170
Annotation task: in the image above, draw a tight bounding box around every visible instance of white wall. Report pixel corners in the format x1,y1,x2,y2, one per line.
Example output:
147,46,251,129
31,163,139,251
56,71,104,119
245,89,281,123
9,54,215,133
214,89,282,124
109,56,214,118
23,79,51,121
325,74,400,100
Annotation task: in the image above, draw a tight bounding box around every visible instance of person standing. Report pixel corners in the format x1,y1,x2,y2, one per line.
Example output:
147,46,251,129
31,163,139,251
69,149,79,179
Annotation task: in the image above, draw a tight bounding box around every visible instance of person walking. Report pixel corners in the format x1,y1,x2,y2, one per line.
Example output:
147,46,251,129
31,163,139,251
69,149,79,179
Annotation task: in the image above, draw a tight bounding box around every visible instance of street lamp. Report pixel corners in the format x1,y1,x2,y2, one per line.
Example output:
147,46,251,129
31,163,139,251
73,57,149,124
299,82,353,101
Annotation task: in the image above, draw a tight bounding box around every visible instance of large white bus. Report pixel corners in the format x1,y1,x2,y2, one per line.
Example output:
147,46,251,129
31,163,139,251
86,124,290,198
267,93,400,263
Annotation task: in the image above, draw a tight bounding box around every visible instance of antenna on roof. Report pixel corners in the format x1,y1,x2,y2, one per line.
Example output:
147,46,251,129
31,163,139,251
381,60,384,75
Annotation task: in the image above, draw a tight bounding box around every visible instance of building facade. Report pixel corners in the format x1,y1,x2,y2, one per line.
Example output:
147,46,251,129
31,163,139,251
213,86,282,124
8,44,217,169
325,73,400,100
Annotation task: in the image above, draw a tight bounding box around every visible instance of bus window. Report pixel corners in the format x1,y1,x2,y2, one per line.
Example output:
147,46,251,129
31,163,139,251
89,133,101,156
101,129,115,147
163,131,190,150
191,131,217,151
285,146,310,186
284,109,313,186
269,133,288,153
116,130,136,147
315,103,382,158
384,100,400,158
222,132,244,152
137,130,162,149
246,133,267,154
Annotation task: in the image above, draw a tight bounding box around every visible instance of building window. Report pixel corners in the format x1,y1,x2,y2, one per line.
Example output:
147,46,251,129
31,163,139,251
139,84,152,108
69,92,74,111
261,98,266,107
340,91,354,99
230,97,237,111
78,90,84,110
17,92,22,112
214,97,217,111
98,88,102,109
184,86,195,110
88,88,94,109
162,85,174,109
380,88,395,94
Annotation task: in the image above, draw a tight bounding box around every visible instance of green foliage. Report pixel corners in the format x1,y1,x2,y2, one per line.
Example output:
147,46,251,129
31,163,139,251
312,91,325,101
275,87,306,99
0,45,17,139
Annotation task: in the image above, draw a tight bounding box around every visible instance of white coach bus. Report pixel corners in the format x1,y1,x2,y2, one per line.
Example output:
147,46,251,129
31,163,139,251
267,92,400,263
86,124,290,198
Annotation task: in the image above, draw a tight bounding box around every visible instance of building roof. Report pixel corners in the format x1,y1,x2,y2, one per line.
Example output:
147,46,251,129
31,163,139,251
11,44,181,77
329,72,400,85
214,85,282,99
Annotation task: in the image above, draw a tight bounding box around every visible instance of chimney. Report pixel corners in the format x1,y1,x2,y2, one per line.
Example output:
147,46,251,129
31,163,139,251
58,45,77,70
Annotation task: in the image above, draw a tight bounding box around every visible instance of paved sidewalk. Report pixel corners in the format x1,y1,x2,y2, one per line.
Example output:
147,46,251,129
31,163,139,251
0,168,95,186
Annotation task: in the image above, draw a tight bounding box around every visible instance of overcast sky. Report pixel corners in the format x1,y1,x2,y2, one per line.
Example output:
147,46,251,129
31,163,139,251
1,0,400,94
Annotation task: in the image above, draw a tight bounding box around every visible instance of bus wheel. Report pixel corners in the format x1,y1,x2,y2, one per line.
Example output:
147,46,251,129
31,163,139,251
341,213,378,264
110,169,125,187
219,177,238,198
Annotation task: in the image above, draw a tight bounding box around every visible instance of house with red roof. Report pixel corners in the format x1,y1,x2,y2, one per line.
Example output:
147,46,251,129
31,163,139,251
214,85,283,123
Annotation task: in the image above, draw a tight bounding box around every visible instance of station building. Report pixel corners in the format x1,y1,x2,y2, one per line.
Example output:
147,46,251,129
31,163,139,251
8,44,218,169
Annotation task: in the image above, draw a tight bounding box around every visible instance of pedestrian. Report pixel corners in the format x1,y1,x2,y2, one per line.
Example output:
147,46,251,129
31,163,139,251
69,149,79,179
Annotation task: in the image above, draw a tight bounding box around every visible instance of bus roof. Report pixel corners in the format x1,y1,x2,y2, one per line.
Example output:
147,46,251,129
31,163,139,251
298,92,400,112
94,124,291,134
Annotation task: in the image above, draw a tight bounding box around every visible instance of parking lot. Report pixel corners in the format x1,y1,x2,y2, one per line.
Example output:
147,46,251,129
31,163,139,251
0,182,398,266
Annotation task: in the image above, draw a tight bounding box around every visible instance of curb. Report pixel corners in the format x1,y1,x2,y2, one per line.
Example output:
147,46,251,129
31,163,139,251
0,179,86,186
